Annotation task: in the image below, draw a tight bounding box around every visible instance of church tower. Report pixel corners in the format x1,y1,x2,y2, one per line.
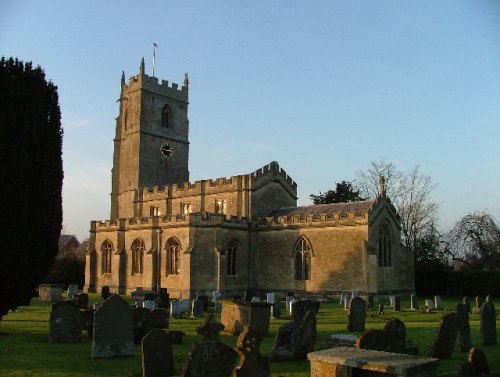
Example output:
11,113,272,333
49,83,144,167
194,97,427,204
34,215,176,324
110,58,190,219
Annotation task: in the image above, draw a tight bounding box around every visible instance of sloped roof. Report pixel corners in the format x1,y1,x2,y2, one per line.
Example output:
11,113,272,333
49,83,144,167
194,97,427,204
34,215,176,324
266,200,375,219
58,234,78,249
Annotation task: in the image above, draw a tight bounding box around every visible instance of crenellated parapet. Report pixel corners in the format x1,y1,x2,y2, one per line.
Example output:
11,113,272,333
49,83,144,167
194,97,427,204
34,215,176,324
251,161,297,193
124,70,188,102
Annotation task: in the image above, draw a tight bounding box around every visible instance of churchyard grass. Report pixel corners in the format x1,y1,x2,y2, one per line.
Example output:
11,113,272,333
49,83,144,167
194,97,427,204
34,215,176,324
0,295,499,376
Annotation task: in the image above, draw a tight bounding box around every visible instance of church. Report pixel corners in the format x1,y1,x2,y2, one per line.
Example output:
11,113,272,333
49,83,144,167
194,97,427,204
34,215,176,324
84,59,415,300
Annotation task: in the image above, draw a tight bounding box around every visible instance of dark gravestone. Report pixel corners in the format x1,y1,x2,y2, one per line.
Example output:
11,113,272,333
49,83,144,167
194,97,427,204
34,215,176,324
394,296,401,311
269,299,317,361
378,304,384,315
77,293,89,309
463,296,472,313
142,329,173,377
157,288,169,309
191,298,204,317
49,304,82,343
198,295,209,312
271,301,282,319
347,297,366,332
459,348,491,377
180,314,237,377
356,318,406,354
233,326,270,377
429,312,459,358
144,292,157,302
480,301,497,346
313,301,320,314
82,308,94,338
101,286,110,300
410,294,418,310
169,330,186,344
92,294,134,358
367,295,374,310
134,307,169,344
476,296,482,311
52,300,78,311
456,303,472,352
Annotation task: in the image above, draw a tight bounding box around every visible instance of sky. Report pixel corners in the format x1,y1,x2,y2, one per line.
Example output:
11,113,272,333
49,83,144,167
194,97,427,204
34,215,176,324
1,1,499,241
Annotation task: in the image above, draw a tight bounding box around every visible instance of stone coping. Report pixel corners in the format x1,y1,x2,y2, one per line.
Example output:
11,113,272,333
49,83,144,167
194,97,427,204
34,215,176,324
308,347,439,376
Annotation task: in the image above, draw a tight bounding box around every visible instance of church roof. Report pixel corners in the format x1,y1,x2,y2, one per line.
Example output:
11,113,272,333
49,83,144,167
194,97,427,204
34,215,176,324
266,200,375,219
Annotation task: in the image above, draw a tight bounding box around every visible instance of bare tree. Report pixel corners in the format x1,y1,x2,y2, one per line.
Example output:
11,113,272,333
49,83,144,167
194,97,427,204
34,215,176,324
356,159,439,256
443,211,500,270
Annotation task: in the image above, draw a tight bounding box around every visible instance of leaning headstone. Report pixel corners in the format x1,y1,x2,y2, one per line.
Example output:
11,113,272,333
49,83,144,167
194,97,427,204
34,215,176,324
425,299,433,309
378,304,384,315
347,297,366,332
49,303,82,343
394,296,401,311
480,301,497,346
92,294,134,358
191,298,204,317
429,311,459,358
67,284,78,298
434,295,442,310
233,326,270,377
410,294,418,310
459,347,491,377
266,293,275,303
456,303,472,352
180,299,190,314
170,300,181,318
77,293,89,309
356,318,406,354
269,299,317,361
463,296,472,313
286,296,294,313
142,300,156,310
180,314,237,377
271,301,282,319
142,329,173,377
101,286,110,300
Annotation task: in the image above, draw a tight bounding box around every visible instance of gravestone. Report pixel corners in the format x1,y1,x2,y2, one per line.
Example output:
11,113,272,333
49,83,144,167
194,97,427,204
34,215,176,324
180,314,237,377
410,294,418,310
142,329,173,377
289,299,299,317
101,286,110,300
142,300,156,310
221,300,271,336
378,304,384,315
459,348,491,377
266,292,275,303
271,301,282,319
434,295,442,310
212,290,222,312
82,308,94,338
339,291,347,305
356,318,406,354
198,295,209,312
49,303,82,343
38,284,62,302
456,302,472,352
425,299,433,309
286,296,294,313
77,293,89,309
313,301,320,314
480,301,497,346
92,294,134,358
180,299,190,314
134,307,169,344
169,330,186,344
67,284,78,297
390,296,395,307
352,291,360,299
157,288,169,309
485,295,492,303
233,326,270,377
52,299,77,311
343,293,352,310
251,296,261,303
367,295,374,310
144,292,157,302
394,296,401,311
347,297,366,332
269,299,317,361
191,298,204,317
476,296,482,311
429,311,459,358
170,300,181,317
464,296,472,313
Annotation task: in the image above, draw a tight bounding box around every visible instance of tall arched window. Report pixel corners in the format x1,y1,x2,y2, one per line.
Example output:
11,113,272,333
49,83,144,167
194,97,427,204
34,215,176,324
101,240,113,274
166,237,181,275
294,236,312,280
226,241,238,276
131,239,145,275
378,222,392,267
162,104,172,128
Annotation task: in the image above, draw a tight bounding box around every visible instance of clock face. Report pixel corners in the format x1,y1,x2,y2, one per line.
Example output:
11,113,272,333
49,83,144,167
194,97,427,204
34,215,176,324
160,142,174,159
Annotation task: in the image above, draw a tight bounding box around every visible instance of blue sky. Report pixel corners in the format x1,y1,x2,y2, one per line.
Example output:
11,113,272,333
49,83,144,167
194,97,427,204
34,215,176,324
1,1,499,241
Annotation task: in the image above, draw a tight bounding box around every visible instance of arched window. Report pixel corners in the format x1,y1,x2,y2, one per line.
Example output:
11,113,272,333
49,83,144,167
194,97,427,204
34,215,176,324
226,241,238,276
131,239,145,275
162,104,172,128
166,237,181,275
294,236,312,280
101,240,113,274
378,222,392,267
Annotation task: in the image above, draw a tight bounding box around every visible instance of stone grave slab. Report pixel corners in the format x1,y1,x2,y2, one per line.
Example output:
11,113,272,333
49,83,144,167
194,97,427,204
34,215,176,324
67,284,78,297
220,300,271,336
39,284,62,302
49,303,82,343
191,298,204,317
142,328,173,377
170,300,181,317
271,300,282,319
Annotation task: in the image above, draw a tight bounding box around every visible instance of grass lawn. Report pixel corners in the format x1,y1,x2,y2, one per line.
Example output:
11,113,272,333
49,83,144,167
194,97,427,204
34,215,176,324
0,295,499,377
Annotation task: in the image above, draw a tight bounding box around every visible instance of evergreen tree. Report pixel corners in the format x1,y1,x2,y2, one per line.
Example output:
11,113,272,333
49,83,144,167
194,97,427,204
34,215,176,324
0,57,63,318
309,180,365,204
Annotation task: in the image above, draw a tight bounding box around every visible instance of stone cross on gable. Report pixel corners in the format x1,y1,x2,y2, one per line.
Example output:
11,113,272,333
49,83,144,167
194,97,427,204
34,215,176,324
196,314,225,341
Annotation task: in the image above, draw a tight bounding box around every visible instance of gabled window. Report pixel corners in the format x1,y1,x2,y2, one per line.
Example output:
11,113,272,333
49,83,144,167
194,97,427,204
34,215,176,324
294,236,312,280
131,239,145,275
101,240,113,274
166,237,181,275
162,104,172,128
226,241,238,276
378,222,392,267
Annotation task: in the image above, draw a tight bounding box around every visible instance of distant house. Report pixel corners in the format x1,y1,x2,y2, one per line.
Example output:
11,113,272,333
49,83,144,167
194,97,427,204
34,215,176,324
57,235,80,259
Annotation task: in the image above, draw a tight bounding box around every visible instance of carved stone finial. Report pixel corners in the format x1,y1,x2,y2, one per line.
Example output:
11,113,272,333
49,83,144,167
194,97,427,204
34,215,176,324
140,57,145,75
184,73,189,89
121,71,125,87
379,175,386,197
196,314,224,341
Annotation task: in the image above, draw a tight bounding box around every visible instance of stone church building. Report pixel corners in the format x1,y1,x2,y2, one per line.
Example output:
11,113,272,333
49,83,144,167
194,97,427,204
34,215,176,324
84,59,415,299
